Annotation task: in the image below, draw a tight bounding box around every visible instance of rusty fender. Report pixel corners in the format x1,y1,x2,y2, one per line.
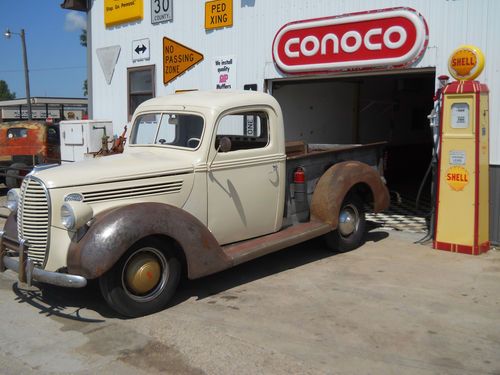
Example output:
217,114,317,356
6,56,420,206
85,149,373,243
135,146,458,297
67,203,232,280
310,161,390,228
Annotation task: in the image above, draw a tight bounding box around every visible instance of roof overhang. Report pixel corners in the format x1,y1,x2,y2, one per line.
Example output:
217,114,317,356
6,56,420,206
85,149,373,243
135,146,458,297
60,0,88,12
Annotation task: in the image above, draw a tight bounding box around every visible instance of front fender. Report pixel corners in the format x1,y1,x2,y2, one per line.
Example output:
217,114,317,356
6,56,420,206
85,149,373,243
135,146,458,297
310,161,390,227
67,203,231,280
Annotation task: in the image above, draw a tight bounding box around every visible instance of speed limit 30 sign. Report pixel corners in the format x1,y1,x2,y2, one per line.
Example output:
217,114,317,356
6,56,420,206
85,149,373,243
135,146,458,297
151,0,173,24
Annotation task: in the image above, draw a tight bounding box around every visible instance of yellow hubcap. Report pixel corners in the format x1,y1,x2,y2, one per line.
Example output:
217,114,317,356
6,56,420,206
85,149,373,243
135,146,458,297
125,254,161,295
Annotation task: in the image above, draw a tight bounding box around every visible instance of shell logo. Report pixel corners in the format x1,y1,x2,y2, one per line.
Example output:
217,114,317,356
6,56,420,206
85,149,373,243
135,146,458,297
448,45,485,81
446,166,469,191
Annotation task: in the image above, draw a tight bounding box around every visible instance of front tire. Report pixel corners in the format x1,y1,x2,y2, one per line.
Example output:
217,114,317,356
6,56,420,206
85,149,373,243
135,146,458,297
99,238,181,317
324,194,366,252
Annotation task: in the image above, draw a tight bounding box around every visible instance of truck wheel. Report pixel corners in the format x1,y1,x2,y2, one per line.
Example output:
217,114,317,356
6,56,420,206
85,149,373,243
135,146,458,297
99,239,181,317
324,194,366,252
6,163,27,189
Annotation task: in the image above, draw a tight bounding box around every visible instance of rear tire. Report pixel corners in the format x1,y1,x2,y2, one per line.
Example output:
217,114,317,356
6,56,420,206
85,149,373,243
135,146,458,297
324,194,366,252
99,238,181,317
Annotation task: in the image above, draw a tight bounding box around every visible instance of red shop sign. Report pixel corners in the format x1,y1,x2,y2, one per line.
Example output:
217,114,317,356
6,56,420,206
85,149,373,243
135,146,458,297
272,7,428,74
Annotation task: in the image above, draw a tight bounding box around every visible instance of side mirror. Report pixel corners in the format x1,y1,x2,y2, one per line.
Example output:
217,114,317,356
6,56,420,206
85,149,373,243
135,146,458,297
219,136,231,153
208,136,232,171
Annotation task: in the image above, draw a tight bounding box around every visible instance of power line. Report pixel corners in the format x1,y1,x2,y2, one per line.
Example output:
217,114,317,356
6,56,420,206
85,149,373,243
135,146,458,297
0,66,86,73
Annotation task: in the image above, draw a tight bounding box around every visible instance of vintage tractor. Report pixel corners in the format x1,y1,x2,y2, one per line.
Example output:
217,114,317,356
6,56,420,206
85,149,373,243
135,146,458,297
0,121,60,188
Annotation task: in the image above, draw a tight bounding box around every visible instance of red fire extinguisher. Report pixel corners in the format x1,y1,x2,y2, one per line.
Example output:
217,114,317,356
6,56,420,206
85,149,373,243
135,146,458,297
294,167,309,222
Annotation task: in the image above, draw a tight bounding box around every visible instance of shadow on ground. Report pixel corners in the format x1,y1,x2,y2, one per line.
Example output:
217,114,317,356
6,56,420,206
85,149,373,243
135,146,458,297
8,226,389,320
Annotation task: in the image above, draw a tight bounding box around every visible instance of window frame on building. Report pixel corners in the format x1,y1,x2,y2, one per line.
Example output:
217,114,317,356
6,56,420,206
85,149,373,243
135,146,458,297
127,65,156,121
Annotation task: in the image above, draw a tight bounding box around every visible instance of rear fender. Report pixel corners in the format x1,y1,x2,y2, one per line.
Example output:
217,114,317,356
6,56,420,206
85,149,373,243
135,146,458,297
67,203,231,280
310,161,390,228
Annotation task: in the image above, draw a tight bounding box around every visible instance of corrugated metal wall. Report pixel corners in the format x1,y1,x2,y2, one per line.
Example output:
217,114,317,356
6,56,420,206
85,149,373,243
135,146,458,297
490,166,500,246
90,1,500,165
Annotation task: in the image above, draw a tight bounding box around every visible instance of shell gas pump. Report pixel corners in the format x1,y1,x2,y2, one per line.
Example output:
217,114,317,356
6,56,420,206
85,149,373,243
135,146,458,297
433,45,490,255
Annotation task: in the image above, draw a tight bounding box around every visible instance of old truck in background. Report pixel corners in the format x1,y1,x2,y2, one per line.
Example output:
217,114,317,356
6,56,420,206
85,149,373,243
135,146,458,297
1,91,389,317
0,121,60,188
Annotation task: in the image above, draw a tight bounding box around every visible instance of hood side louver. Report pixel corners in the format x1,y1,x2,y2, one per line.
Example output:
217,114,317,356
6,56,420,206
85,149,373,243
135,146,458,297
82,180,183,203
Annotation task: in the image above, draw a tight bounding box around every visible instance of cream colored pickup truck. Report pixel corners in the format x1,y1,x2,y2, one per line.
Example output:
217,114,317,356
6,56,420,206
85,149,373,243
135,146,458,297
1,91,389,317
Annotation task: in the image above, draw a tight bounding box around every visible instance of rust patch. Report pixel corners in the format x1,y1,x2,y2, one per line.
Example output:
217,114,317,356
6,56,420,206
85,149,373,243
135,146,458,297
67,203,231,280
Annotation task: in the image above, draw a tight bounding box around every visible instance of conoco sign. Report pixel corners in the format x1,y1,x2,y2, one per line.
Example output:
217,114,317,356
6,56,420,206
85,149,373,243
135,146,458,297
272,8,429,74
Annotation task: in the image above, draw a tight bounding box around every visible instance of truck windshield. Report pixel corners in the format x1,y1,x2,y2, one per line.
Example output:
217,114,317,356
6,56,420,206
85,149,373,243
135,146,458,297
130,113,204,149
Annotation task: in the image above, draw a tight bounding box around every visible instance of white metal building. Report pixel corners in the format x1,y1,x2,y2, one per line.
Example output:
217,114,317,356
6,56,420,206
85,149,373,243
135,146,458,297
65,0,500,243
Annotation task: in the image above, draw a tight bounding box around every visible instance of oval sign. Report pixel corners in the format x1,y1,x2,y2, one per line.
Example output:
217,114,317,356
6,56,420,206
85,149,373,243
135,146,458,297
272,7,429,74
448,45,485,81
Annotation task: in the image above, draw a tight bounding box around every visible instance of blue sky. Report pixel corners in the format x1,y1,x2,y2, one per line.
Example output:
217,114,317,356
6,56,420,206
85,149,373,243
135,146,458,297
0,1,87,98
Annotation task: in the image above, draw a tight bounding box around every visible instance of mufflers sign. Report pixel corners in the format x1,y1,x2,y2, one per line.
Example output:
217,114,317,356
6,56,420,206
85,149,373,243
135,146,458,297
272,8,428,74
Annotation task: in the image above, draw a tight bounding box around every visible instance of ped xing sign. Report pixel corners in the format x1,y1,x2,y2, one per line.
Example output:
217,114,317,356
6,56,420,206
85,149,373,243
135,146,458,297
273,7,428,74
205,0,232,30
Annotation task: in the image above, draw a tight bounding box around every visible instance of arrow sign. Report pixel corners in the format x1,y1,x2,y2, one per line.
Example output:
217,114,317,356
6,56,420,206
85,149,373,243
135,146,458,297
132,38,150,62
135,44,147,54
163,37,204,85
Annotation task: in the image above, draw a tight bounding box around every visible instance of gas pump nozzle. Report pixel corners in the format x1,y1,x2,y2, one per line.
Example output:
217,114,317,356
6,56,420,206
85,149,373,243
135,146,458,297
415,75,449,244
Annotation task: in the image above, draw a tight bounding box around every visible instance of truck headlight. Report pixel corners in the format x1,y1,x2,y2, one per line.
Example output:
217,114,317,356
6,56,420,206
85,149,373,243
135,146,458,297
6,188,21,212
61,201,93,230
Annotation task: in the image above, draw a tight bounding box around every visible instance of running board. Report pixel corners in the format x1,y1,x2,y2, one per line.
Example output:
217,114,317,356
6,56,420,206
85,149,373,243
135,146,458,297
222,220,332,266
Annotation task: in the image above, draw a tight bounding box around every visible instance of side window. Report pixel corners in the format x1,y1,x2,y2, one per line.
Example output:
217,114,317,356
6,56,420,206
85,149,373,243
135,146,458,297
128,65,155,120
7,128,28,139
215,112,269,152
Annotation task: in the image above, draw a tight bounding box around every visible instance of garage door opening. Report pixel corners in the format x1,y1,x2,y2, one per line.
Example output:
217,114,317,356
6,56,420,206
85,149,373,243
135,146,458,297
269,69,436,231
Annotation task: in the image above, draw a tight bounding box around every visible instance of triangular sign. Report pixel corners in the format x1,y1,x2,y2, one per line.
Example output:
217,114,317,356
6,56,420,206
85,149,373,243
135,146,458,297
96,45,121,85
163,37,204,85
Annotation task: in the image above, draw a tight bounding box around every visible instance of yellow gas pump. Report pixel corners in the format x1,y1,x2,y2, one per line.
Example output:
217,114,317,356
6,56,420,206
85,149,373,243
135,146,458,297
434,45,489,255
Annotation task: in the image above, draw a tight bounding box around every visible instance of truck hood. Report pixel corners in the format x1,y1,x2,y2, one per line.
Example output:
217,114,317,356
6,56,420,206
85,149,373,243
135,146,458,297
31,150,195,189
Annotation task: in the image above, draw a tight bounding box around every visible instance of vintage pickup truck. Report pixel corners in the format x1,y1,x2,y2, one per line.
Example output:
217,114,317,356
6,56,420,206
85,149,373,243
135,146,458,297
1,91,389,317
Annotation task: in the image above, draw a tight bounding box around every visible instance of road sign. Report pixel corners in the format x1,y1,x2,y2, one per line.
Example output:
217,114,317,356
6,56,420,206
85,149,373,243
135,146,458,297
151,0,173,24
205,0,232,30
132,38,150,62
163,37,204,85
104,0,143,27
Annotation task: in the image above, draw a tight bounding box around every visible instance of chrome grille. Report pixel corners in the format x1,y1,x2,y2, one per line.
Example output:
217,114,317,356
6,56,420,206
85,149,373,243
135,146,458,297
81,180,183,203
17,177,50,267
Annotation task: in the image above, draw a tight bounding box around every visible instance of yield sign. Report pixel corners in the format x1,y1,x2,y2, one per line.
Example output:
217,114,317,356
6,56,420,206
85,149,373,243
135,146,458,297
163,37,204,85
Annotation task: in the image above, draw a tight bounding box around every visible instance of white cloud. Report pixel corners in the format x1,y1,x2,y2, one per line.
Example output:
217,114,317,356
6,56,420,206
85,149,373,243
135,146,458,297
65,11,87,31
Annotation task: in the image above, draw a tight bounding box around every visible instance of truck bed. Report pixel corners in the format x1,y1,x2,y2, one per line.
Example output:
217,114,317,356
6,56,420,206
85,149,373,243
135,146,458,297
286,141,387,161
283,141,387,222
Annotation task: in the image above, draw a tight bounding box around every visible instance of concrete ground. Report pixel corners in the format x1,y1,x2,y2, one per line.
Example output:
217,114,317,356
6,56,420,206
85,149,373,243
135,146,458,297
1,186,500,374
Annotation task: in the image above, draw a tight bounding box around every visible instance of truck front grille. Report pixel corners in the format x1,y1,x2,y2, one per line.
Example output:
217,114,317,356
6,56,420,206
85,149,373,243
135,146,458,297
17,177,50,267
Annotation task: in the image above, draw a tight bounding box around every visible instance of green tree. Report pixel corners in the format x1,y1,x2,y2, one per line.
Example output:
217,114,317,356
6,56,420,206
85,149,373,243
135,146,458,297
0,80,16,100
80,29,87,96
80,29,87,47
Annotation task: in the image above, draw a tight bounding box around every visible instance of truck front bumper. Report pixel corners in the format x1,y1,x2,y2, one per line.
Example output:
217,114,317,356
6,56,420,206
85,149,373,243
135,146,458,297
0,230,87,288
